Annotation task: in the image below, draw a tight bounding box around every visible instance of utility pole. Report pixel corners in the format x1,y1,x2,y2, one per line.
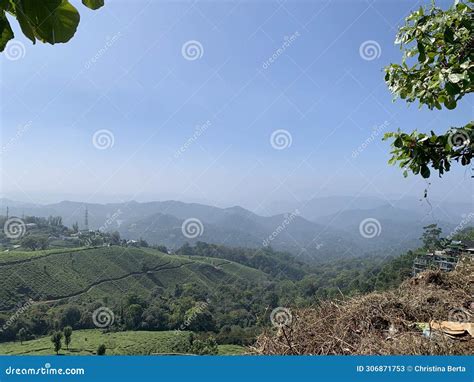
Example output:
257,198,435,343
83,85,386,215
84,206,89,231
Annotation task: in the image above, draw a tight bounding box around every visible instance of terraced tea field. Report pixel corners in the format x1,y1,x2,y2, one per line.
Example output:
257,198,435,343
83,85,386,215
0,246,269,311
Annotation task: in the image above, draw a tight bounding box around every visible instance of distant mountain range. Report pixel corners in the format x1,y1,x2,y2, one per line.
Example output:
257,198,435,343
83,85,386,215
1,196,471,262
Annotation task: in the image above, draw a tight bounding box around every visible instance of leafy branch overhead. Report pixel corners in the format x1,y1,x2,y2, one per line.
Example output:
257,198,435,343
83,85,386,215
0,0,104,51
384,0,473,178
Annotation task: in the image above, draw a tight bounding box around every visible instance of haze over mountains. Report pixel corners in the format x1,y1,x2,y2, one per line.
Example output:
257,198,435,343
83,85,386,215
1,196,470,262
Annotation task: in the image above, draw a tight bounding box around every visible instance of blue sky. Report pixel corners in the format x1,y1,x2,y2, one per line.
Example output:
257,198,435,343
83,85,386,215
1,0,472,212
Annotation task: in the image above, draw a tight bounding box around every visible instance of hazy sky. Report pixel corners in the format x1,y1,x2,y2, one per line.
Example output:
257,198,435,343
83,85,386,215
1,0,472,212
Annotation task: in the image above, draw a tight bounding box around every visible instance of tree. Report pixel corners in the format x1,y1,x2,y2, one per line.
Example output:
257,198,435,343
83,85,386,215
384,0,473,178
110,231,121,245
20,235,48,251
0,0,105,52
97,344,106,355
63,326,72,350
421,223,443,250
124,304,143,330
17,328,27,344
51,331,63,355
60,306,81,328
72,222,79,233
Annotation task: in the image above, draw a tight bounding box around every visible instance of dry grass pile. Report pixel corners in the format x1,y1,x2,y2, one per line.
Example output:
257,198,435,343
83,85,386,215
253,258,473,355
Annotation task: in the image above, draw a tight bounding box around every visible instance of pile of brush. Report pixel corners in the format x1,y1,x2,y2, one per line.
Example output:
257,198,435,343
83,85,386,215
252,258,473,355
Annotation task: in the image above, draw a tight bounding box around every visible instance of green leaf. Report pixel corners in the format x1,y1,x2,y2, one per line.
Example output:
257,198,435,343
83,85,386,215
82,0,104,10
0,10,13,51
417,42,425,62
444,98,457,110
444,27,454,43
21,0,80,44
0,0,11,11
14,0,36,44
420,165,430,178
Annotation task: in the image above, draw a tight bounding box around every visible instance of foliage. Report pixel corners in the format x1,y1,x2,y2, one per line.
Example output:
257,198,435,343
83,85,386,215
96,343,106,355
420,223,443,250
384,0,473,177
50,331,62,355
0,0,104,52
190,336,219,355
17,328,27,344
63,326,72,349
20,235,48,251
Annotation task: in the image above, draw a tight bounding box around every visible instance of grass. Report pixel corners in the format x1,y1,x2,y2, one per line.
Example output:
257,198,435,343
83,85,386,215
217,344,246,355
0,329,246,355
0,330,191,355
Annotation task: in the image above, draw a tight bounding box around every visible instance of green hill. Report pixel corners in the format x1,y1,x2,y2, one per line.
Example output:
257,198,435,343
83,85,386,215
0,246,269,312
